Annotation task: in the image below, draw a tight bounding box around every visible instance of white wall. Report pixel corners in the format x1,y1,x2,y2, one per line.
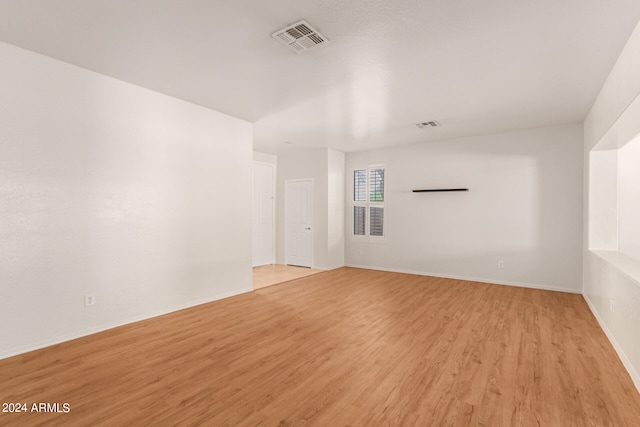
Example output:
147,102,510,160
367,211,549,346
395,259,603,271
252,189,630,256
327,149,345,269
584,19,640,147
583,19,640,391
588,150,618,251
618,137,640,261
276,148,345,270
277,148,329,269
0,42,253,359
345,125,583,293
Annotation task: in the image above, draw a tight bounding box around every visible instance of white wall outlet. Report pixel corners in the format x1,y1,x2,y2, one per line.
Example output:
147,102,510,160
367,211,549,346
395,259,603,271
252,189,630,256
498,260,505,268
84,293,96,307
609,298,615,313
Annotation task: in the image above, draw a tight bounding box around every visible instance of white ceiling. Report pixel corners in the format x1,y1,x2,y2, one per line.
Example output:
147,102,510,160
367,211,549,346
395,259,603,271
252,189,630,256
1,0,640,153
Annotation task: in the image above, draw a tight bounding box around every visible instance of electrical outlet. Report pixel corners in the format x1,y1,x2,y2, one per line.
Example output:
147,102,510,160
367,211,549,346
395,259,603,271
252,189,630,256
498,260,505,268
84,294,96,307
609,298,615,313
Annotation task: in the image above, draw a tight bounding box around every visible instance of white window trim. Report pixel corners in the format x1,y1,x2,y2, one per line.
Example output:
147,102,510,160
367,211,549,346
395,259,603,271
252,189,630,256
351,165,386,243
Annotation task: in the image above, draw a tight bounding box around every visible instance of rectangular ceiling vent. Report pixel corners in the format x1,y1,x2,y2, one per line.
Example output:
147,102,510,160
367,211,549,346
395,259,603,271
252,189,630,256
272,20,328,54
416,121,440,129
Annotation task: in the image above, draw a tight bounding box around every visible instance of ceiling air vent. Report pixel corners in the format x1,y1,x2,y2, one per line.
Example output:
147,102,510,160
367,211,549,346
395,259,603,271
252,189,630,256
416,121,440,129
271,20,328,54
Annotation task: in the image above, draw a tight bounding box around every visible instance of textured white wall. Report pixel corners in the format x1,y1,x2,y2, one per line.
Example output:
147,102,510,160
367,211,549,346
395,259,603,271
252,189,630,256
327,149,345,269
345,125,583,293
583,18,640,391
618,138,640,260
588,150,618,251
0,42,253,359
584,19,640,147
276,148,329,269
276,148,345,270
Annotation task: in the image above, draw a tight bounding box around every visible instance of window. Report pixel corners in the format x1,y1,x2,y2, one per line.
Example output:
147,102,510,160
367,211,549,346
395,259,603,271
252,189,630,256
352,166,385,240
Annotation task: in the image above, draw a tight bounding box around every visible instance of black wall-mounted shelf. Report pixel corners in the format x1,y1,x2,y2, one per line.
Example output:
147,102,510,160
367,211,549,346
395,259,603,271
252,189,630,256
412,188,469,193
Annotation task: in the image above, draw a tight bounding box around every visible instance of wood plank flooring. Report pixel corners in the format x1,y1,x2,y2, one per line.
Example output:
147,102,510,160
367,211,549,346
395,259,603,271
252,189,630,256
1,267,639,426
253,264,323,289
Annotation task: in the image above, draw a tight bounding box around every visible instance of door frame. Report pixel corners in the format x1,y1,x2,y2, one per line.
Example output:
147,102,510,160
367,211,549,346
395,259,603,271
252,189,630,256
284,178,314,268
252,161,276,266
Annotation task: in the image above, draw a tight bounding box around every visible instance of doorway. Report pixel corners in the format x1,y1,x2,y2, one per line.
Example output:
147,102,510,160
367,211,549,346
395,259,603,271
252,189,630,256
285,179,313,268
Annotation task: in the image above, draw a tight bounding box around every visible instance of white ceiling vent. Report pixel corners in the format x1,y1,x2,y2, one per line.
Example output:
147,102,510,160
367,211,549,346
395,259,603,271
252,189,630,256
271,20,328,54
416,121,440,129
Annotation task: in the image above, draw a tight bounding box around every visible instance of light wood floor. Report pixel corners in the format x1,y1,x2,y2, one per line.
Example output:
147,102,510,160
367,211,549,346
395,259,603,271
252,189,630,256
253,264,323,289
1,268,639,426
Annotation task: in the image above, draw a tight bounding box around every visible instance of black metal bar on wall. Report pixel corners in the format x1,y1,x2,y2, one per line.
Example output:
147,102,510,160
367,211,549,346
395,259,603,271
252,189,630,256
412,188,469,193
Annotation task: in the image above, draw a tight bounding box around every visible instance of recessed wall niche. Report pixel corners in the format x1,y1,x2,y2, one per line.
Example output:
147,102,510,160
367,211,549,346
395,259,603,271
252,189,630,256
589,99,640,278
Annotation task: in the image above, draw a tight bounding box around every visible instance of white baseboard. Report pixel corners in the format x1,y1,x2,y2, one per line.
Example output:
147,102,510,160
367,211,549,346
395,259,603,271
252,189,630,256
583,293,640,393
345,264,582,294
0,286,253,361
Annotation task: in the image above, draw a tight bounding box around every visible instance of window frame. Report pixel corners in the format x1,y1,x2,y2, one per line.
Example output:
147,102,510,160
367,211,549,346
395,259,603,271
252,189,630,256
351,165,386,243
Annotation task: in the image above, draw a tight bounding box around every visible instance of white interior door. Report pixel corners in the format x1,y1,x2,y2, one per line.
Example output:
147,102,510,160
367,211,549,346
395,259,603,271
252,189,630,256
252,163,274,267
285,180,312,268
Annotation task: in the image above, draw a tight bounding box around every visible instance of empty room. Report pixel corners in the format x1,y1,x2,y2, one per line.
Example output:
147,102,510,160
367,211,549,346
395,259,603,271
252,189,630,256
2,1,640,425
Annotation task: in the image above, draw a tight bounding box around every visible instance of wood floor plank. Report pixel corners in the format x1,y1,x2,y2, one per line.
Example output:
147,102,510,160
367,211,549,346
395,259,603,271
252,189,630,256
1,267,639,426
